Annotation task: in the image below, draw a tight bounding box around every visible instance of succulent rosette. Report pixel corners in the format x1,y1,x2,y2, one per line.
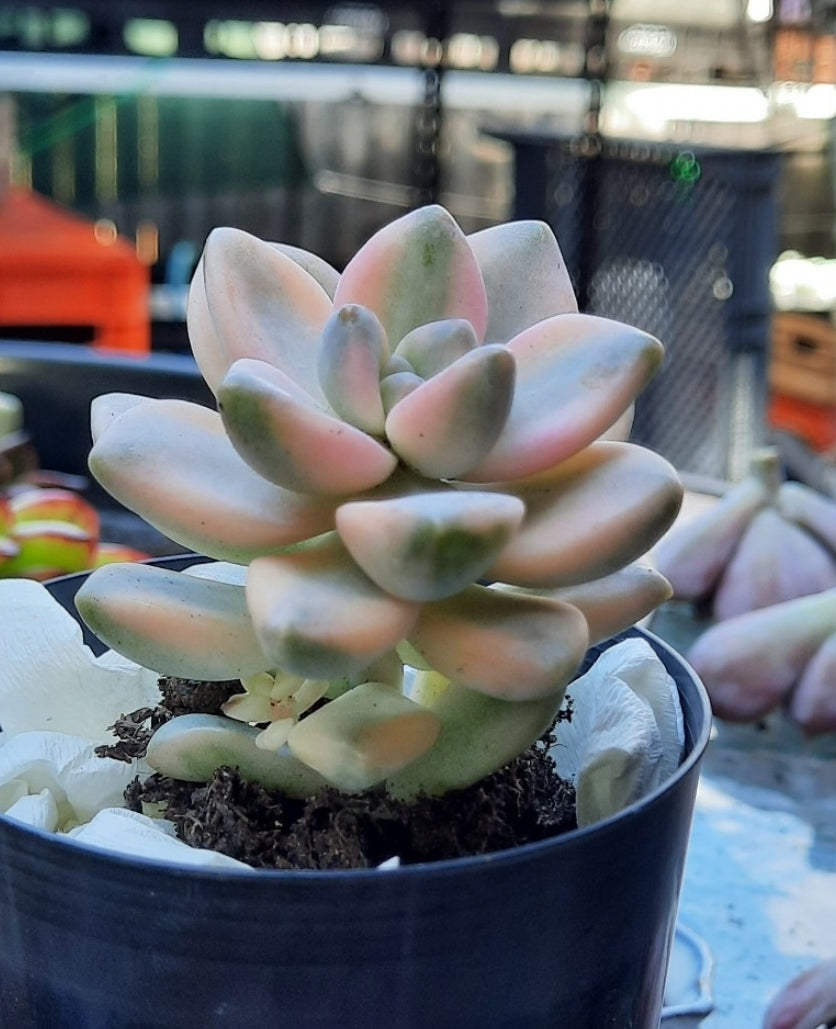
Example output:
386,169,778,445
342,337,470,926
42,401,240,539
75,205,683,798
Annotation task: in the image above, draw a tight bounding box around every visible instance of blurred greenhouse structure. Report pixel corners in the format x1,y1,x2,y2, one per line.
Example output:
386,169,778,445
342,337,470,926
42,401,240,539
1,0,836,479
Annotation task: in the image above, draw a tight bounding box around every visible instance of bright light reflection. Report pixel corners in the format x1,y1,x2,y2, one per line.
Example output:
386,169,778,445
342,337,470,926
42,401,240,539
747,0,773,21
609,82,770,131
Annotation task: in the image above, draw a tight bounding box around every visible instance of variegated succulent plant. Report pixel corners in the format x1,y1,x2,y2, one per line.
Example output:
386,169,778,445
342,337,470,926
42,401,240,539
75,205,682,799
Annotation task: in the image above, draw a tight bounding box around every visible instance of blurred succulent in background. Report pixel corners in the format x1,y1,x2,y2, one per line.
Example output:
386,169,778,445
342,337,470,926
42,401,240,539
0,486,149,581
73,204,683,800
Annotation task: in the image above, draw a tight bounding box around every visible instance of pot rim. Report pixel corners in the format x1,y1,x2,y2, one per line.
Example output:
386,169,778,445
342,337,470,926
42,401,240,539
0,564,712,884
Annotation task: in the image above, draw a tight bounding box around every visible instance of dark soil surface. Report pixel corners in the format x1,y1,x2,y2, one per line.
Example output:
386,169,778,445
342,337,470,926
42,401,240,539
100,676,577,871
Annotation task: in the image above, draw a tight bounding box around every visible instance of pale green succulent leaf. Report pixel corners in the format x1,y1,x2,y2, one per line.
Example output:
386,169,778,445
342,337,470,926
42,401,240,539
75,562,272,680
317,304,388,434
386,672,564,799
247,534,420,680
380,370,423,412
487,441,683,588
187,227,332,398
145,713,328,797
89,398,337,562
287,681,441,792
409,584,589,700
467,219,578,343
90,392,153,443
463,313,664,483
219,358,397,495
336,490,525,602
385,344,515,479
333,205,489,346
393,318,478,378
269,242,340,298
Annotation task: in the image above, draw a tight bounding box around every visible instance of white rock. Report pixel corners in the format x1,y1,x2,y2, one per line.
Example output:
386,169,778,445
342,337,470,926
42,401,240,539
0,579,160,741
67,808,253,870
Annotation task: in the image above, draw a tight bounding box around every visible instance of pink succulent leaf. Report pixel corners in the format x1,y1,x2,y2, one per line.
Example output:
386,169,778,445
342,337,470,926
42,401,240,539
486,441,683,588
462,313,664,483
316,304,388,435
10,487,99,537
268,242,340,298
89,398,337,562
393,318,478,378
385,344,516,479
408,584,589,700
219,358,397,495
336,490,525,602
75,562,272,680
247,534,420,680
529,563,673,646
467,219,578,343
764,958,836,1029
333,205,489,347
187,227,333,398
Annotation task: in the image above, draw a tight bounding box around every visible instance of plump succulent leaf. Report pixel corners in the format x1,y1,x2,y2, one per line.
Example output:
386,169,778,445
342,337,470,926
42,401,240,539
385,344,515,479
336,490,525,602
89,398,337,561
76,562,272,680
334,205,489,348
90,392,152,442
219,358,397,495
145,714,328,798
393,318,478,378
506,564,673,646
387,672,565,798
487,441,683,588
467,219,578,342
188,227,333,398
247,534,420,679
287,681,442,792
317,304,389,435
269,242,340,298
380,370,423,411
408,584,589,700
462,314,664,483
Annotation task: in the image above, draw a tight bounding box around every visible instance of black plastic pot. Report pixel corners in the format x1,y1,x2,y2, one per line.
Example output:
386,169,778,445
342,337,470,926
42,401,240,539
0,562,711,1029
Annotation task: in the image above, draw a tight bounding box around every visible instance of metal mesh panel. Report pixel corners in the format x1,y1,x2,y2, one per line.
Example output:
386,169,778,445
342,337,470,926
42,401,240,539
518,138,780,480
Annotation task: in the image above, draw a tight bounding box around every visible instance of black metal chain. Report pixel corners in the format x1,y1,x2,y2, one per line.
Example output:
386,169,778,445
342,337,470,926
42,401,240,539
412,2,450,207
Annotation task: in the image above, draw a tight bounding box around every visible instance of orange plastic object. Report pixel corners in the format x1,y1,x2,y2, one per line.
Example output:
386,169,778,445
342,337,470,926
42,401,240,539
769,391,836,451
0,187,150,353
